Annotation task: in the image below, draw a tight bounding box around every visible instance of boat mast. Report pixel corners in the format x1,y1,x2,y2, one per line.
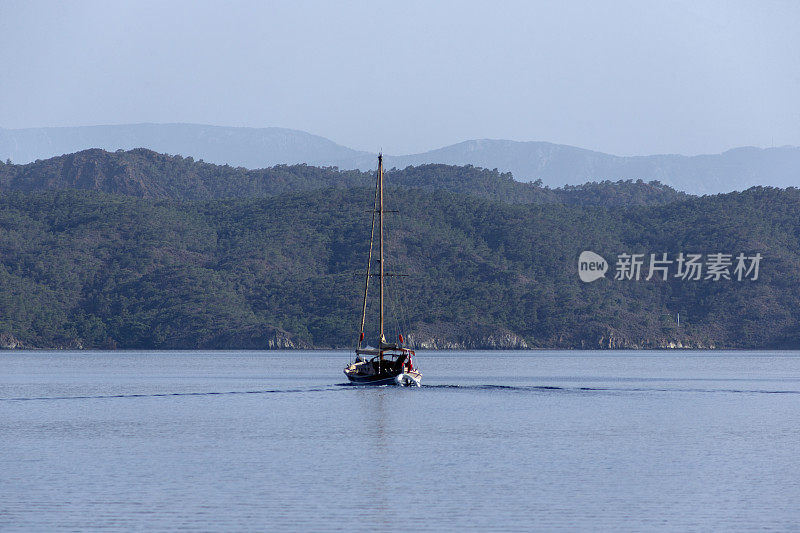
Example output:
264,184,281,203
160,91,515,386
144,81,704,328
357,172,380,349
379,153,385,348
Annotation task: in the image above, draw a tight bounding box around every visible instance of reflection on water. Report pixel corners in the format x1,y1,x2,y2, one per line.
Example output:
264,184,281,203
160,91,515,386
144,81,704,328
2,350,800,531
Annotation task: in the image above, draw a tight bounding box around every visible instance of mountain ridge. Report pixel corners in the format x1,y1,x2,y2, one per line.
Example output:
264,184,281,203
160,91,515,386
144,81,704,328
0,148,689,207
2,123,798,194
0,123,372,169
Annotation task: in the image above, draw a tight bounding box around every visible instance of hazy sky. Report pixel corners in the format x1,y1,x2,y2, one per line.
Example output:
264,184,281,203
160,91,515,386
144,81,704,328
1,0,798,155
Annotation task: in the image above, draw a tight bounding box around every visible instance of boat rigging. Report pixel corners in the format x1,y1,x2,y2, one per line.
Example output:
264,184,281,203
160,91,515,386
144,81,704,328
343,154,421,386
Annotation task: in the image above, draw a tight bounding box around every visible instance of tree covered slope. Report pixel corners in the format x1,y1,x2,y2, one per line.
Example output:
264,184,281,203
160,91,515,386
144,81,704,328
0,185,797,350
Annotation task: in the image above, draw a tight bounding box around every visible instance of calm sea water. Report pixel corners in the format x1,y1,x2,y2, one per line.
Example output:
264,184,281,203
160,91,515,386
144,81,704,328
2,350,800,531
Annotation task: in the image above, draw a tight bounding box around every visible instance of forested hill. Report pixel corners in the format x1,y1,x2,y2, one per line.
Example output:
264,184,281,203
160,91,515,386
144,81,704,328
0,148,687,206
0,185,798,350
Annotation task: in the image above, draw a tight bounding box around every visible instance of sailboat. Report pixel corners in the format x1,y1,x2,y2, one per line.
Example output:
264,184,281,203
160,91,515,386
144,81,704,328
343,154,422,386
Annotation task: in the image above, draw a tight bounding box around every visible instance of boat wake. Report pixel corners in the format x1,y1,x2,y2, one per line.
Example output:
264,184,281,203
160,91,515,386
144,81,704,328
6,383,798,402
421,384,800,394
0,386,345,402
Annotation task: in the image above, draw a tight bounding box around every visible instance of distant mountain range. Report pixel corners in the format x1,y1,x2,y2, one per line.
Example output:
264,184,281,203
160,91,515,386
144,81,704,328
382,140,800,195
2,123,798,194
0,123,369,169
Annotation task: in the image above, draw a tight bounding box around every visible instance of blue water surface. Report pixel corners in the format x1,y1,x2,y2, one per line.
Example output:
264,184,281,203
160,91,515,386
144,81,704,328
2,350,800,531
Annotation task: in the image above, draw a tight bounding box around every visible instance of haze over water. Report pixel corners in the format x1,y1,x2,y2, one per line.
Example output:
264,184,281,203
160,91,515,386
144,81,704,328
2,350,800,531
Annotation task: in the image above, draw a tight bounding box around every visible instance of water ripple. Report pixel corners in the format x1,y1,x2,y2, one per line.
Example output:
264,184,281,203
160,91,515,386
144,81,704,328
4,383,799,401
0,387,343,402
421,384,800,394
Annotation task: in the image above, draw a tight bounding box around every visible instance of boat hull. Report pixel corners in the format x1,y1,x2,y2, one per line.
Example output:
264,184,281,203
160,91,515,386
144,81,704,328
345,370,422,387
